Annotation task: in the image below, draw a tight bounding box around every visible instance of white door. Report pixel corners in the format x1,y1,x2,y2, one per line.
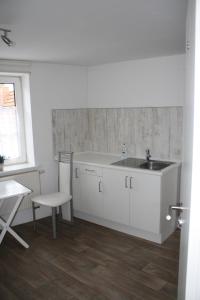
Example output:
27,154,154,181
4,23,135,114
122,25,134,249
103,168,130,225
130,171,160,234
178,0,200,299
79,173,104,218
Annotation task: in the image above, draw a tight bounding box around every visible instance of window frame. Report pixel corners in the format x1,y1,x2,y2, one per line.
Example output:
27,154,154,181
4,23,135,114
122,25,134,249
0,75,27,165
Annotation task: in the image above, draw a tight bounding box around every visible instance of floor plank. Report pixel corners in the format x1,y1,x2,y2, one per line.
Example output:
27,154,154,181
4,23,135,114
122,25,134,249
0,217,180,300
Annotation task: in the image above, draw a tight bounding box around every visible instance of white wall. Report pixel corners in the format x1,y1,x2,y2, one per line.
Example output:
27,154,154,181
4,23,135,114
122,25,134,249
88,54,185,108
30,63,88,194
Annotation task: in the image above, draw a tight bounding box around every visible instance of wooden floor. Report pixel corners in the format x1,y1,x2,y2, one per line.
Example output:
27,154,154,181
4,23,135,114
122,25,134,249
0,217,180,300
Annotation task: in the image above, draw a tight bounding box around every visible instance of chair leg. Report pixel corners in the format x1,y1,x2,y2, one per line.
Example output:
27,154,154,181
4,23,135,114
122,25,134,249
52,207,57,239
59,205,63,221
70,199,74,223
32,202,37,231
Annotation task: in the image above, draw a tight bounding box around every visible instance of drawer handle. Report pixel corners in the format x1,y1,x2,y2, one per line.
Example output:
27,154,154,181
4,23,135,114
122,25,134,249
85,169,96,172
130,177,133,189
98,180,102,192
125,176,129,188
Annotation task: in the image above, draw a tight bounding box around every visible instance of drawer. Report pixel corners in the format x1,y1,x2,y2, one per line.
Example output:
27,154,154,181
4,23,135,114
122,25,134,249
80,164,102,176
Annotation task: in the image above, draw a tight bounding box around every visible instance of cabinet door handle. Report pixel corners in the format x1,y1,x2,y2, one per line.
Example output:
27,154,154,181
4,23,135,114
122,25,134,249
130,177,133,189
85,169,96,172
98,180,102,192
125,176,129,188
75,167,79,178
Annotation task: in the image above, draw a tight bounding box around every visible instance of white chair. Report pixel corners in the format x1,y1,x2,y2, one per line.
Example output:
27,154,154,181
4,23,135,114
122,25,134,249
32,152,74,239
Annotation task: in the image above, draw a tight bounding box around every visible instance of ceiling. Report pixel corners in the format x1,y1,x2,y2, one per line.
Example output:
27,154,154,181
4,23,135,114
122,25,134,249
0,0,187,66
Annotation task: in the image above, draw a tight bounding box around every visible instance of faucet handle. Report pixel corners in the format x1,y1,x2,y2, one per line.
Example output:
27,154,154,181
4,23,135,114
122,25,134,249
146,148,151,155
145,149,151,160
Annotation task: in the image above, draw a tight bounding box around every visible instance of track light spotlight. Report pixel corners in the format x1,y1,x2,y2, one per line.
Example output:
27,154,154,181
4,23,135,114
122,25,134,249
0,28,14,46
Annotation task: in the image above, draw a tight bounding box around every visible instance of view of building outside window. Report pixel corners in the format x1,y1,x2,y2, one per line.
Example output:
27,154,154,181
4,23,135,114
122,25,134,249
0,83,21,160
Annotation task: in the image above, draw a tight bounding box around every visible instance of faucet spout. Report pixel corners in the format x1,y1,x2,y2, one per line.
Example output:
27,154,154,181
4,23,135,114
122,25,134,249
146,149,151,161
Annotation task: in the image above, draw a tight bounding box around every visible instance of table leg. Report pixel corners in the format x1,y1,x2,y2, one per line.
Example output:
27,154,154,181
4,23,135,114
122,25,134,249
0,221,8,244
7,226,29,248
0,195,29,248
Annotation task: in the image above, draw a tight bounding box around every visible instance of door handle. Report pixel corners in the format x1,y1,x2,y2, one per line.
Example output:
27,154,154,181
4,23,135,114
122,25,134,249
130,177,133,189
125,176,129,188
98,179,102,192
75,167,79,178
166,203,188,221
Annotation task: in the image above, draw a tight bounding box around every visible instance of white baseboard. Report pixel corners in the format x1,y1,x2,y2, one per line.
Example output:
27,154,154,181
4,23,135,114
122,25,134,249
74,210,163,244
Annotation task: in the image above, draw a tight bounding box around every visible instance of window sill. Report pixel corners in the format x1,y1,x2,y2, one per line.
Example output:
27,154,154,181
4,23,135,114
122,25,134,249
0,163,38,177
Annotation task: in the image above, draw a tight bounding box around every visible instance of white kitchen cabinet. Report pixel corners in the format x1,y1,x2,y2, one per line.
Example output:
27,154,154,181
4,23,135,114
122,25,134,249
102,169,161,231
73,159,180,243
79,174,103,218
102,168,130,225
74,164,103,218
129,171,161,234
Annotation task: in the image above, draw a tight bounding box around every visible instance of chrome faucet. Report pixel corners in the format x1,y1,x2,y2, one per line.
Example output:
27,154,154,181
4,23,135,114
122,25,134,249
145,149,151,161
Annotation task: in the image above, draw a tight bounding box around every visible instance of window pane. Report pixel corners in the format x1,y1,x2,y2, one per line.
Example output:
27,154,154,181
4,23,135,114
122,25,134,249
0,83,20,160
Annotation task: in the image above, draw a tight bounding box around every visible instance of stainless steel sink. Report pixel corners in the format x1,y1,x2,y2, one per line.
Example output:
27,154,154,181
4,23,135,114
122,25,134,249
139,160,173,170
111,157,146,168
111,158,173,170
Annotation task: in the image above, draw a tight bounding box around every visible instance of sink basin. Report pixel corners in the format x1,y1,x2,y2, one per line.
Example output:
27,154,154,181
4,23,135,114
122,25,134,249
111,158,173,171
139,160,173,170
111,157,146,168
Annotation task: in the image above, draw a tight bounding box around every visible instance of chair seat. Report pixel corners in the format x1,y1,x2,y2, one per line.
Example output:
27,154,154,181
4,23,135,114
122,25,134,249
32,192,72,207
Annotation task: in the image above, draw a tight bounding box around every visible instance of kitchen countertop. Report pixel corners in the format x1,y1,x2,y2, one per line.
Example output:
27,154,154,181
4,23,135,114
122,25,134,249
74,152,120,165
73,152,180,176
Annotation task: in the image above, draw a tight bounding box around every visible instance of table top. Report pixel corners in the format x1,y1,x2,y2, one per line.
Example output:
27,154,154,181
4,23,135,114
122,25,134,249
0,180,31,200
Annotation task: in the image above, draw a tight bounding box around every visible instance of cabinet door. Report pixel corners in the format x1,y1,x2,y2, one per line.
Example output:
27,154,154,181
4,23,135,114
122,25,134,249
79,174,103,218
130,172,161,234
103,168,130,225
73,164,81,210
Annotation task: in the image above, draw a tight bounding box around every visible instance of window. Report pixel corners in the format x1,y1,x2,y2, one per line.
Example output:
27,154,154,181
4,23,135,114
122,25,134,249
0,75,26,164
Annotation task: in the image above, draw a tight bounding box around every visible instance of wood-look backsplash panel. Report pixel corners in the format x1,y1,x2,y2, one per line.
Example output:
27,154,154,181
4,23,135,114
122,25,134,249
52,109,89,154
52,107,183,160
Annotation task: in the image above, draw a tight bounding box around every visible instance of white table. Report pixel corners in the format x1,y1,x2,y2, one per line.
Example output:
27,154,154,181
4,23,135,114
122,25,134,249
0,180,32,248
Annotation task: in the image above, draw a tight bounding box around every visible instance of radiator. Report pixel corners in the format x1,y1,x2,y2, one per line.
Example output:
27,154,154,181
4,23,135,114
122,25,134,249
0,170,41,214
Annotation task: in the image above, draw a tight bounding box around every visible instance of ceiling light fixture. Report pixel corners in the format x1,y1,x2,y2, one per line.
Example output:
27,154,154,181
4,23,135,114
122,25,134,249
0,28,14,46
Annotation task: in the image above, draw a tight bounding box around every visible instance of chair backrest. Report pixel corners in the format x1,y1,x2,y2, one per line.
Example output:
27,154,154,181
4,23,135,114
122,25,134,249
58,152,73,196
